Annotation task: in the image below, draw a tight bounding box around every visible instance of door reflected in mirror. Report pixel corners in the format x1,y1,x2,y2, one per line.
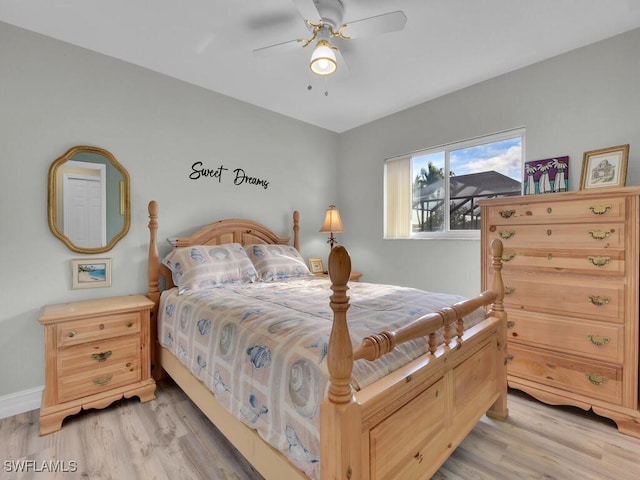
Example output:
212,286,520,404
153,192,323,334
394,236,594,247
48,146,130,253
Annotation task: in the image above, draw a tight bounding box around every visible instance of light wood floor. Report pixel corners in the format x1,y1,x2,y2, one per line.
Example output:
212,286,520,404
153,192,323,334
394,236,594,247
1,380,639,479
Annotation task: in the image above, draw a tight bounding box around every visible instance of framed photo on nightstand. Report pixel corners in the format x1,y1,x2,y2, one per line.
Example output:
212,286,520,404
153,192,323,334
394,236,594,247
308,258,324,274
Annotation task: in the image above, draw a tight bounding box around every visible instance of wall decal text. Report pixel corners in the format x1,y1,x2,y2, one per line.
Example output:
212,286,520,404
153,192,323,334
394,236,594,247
190,162,269,189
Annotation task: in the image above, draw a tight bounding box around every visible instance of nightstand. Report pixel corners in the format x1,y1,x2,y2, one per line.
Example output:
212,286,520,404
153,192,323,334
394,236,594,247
38,294,156,435
315,271,363,282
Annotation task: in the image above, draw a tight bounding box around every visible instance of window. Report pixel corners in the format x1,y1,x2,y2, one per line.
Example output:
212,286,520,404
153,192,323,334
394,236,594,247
385,129,524,238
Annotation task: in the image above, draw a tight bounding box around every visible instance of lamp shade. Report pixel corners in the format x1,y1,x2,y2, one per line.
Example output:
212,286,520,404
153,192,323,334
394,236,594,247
309,40,337,76
320,205,344,233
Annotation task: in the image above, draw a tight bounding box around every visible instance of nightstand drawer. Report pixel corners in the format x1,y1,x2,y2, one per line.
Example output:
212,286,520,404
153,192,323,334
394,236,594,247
58,335,140,374
58,355,141,403
508,344,622,405
58,311,141,347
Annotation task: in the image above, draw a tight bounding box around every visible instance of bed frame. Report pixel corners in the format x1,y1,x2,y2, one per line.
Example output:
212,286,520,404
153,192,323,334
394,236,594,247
146,200,508,480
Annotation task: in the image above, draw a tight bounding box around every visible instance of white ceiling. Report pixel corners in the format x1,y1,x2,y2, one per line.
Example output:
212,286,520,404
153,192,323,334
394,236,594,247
2,0,640,133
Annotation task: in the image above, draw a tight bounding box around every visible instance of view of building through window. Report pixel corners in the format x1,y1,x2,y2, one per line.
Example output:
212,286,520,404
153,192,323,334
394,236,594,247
384,129,524,239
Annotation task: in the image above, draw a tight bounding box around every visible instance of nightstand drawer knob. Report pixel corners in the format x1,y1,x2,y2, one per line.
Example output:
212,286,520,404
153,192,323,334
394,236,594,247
91,351,112,363
99,323,105,330
67,331,76,338
92,374,113,386
127,322,133,328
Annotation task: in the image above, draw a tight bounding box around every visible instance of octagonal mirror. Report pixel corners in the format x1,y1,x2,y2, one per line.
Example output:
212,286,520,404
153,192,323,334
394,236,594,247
48,145,130,253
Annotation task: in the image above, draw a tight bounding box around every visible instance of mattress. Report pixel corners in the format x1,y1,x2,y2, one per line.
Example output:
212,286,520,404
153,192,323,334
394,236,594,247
158,277,486,479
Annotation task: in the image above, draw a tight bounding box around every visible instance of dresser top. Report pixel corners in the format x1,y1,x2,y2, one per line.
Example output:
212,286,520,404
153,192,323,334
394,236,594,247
479,186,640,207
39,294,154,324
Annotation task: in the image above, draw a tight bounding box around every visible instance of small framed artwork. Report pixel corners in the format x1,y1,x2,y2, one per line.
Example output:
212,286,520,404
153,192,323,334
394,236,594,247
71,258,112,289
523,156,569,195
308,258,324,274
580,144,629,190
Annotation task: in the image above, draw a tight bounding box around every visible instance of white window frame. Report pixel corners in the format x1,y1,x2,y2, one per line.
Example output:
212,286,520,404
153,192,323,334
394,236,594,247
384,128,525,240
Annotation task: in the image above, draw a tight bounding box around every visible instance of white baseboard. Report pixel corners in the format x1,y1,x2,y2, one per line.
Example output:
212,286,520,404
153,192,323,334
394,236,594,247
0,386,43,420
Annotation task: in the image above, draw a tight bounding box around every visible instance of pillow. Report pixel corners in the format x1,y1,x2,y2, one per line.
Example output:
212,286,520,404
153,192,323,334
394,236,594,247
162,243,258,293
244,244,313,281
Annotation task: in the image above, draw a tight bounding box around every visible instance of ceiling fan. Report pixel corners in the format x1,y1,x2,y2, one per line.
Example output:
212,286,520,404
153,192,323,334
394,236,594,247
252,0,407,76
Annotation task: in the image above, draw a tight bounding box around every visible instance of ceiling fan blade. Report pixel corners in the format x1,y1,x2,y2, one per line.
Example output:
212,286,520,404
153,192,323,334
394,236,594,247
291,0,322,23
334,47,351,79
252,38,303,57
340,10,407,39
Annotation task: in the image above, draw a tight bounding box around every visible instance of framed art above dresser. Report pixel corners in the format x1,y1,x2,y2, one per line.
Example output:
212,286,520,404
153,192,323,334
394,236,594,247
480,187,640,438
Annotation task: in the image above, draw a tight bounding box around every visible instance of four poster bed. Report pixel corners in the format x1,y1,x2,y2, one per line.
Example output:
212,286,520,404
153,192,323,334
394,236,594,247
146,200,508,480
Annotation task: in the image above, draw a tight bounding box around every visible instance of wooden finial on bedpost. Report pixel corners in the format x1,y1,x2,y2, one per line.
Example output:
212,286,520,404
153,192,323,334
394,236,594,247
488,238,505,321
148,201,160,300
327,245,353,404
292,210,300,252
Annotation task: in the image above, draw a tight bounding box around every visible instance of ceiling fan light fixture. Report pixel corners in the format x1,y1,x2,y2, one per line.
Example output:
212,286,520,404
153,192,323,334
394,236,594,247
309,40,337,76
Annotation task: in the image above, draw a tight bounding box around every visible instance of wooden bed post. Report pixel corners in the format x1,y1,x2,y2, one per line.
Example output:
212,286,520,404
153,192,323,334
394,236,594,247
321,245,362,480
293,210,300,252
147,200,162,380
486,238,509,421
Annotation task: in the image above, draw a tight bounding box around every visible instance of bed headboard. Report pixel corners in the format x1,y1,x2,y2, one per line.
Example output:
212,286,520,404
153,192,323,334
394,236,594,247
147,200,300,295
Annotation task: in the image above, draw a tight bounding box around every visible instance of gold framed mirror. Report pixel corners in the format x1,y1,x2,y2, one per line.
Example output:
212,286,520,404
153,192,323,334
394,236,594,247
48,145,130,253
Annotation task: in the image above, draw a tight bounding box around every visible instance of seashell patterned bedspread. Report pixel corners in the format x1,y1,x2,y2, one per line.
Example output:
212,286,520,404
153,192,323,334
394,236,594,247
158,277,486,480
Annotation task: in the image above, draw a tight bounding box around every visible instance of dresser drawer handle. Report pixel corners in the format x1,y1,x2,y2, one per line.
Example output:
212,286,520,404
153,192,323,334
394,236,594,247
588,256,611,267
588,295,610,306
585,373,607,386
67,331,76,338
589,205,612,215
504,286,515,295
92,374,113,386
588,229,611,240
499,209,515,219
91,351,112,363
499,230,515,239
502,253,516,262
507,321,515,329
586,334,610,346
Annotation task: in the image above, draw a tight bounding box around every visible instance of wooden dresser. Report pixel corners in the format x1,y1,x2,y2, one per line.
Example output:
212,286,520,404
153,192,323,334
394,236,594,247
39,294,156,435
480,187,640,438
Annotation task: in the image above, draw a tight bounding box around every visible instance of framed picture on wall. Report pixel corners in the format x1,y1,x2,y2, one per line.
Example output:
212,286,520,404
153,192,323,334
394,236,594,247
580,144,629,190
523,156,569,195
308,258,324,274
71,258,112,289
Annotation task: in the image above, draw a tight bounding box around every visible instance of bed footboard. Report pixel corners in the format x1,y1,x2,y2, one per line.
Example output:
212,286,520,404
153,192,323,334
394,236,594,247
321,241,507,480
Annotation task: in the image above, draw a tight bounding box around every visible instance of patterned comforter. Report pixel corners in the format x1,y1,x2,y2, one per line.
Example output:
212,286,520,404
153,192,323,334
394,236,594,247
158,277,486,479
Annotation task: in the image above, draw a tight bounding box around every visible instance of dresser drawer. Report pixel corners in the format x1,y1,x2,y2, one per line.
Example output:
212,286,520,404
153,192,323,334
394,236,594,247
507,311,624,363
487,223,625,249
508,344,623,405
57,311,141,347
499,248,624,276
486,196,625,225
502,273,624,321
